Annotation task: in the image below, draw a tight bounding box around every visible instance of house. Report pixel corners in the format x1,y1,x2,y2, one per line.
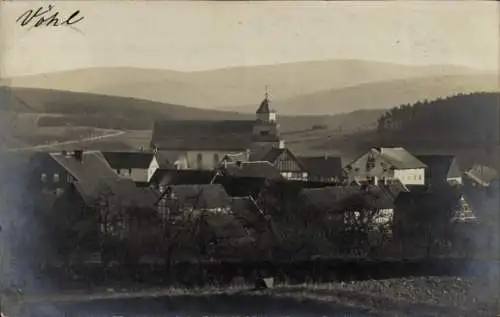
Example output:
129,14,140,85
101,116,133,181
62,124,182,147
51,150,156,208
248,146,308,181
150,93,283,171
27,149,156,209
416,154,462,188
344,147,427,187
298,155,343,183
102,151,154,186
464,164,498,188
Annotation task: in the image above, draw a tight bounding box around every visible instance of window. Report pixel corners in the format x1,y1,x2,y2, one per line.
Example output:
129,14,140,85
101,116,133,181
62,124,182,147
197,153,203,169
260,131,269,136
53,173,60,182
41,173,47,182
213,154,220,167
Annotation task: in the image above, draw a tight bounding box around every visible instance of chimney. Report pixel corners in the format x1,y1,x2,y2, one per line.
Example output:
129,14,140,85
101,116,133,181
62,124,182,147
73,149,84,162
245,149,251,160
278,140,285,149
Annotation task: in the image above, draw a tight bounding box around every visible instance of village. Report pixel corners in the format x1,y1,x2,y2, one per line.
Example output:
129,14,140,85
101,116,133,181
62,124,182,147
0,91,491,285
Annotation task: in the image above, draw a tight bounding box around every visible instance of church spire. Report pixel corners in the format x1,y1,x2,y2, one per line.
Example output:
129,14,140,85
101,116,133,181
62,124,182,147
256,85,271,114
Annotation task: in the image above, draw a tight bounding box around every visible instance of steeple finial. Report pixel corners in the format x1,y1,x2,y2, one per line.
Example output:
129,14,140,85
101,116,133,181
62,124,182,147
265,85,269,100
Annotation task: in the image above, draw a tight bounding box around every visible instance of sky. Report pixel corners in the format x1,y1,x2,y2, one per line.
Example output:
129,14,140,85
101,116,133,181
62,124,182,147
1,1,499,77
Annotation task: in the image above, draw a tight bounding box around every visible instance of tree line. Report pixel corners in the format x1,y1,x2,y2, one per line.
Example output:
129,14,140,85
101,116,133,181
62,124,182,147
376,92,499,146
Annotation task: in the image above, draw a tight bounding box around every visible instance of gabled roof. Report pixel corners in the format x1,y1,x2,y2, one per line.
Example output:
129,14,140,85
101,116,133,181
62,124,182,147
220,161,283,180
50,151,119,189
416,154,462,180
149,168,216,185
102,151,154,169
79,178,157,208
377,147,427,169
151,120,255,151
50,151,156,208
299,156,343,178
464,164,498,187
248,145,280,162
160,184,231,209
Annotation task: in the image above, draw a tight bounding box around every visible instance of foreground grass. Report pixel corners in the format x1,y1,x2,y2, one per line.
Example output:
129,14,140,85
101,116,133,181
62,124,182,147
6,277,499,317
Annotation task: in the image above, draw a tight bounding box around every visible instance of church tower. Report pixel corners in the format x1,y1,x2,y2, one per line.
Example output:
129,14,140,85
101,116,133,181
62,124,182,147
251,87,283,148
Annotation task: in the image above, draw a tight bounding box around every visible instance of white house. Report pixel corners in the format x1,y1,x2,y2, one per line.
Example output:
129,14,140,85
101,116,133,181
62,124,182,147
344,147,427,187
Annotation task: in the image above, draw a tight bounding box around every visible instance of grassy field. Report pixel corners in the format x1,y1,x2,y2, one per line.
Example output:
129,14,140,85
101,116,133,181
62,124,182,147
6,277,499,317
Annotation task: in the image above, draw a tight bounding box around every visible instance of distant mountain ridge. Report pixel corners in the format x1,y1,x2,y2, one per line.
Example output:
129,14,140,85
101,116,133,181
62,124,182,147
2,59,493,115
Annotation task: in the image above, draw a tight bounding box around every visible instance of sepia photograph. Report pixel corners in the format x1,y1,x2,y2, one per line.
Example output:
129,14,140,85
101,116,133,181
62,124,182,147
0,1,499,316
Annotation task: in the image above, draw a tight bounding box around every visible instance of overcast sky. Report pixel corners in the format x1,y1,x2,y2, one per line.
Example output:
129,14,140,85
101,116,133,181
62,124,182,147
1,1,498,77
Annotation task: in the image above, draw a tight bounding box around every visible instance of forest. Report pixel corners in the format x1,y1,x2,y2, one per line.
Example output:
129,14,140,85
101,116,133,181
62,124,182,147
376,92,499,148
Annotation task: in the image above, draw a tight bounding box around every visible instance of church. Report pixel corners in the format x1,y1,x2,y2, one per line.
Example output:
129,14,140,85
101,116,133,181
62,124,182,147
150,92,285,171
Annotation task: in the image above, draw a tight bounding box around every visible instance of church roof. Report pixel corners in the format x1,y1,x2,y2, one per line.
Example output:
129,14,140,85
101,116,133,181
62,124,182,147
256,97,271,114
151,120,255,151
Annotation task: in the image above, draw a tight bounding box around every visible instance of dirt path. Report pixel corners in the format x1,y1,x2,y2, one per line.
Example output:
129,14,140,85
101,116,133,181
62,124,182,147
5,131,126,152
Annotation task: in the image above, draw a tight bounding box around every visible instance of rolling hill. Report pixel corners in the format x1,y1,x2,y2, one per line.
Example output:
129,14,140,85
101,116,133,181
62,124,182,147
261,74,500,115
1,59,489,114
0,86,385,150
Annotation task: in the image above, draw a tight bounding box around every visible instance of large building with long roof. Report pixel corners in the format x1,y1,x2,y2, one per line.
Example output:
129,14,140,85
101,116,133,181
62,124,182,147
150,93,283,170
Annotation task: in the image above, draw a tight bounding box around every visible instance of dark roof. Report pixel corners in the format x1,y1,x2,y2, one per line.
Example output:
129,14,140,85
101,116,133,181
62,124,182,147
162,184,231,209
300,185,360,212
248,146,288,163
149,168,216,185
81,179,157,208
220,161,283,180
256,97,271,114
151,120,255,151
50,151,119,190
299,156,343,178
416,155,462,180
301,183,399,212
50,151,156,208
102,151,154,169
